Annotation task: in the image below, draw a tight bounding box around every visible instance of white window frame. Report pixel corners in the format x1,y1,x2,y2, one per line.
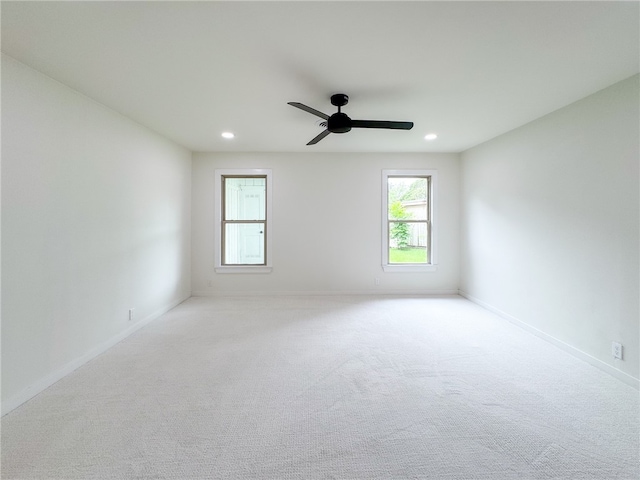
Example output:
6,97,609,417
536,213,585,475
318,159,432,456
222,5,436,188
214,169,273,274
382,169,438,273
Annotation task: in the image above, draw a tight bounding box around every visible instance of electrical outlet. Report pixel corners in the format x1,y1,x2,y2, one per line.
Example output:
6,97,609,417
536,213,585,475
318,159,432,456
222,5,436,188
128,308,135,322
612,341,623,360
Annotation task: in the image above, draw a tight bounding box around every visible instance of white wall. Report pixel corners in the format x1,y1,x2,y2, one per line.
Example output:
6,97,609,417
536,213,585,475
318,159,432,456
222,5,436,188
192,152,460,295
460,75,639,383
1,55,192,411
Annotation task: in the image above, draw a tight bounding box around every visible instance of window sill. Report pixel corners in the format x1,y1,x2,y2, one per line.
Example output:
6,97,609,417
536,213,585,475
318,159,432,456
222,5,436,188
215,266,273,274
382,264,438,273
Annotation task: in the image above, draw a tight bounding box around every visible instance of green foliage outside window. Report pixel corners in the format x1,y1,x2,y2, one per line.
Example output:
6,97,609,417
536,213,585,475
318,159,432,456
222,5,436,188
389,201,411,249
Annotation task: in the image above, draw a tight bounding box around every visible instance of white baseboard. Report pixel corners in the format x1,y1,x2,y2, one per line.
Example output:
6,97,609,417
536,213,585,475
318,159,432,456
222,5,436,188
459,290,640,390
191,289,460,297
1,295,190,417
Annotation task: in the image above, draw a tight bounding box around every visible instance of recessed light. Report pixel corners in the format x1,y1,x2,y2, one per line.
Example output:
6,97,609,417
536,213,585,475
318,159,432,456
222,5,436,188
221,132,235,139
424,133,438,141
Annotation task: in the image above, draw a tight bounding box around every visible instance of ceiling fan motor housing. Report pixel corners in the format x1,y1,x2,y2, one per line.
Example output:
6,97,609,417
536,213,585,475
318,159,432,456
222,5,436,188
327,112,352,133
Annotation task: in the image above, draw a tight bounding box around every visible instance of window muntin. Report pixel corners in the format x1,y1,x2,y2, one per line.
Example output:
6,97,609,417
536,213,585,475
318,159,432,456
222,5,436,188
382,170,437,272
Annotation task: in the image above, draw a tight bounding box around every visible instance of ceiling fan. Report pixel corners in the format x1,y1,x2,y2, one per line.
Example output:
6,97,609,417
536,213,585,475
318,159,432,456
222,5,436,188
288,93,414,145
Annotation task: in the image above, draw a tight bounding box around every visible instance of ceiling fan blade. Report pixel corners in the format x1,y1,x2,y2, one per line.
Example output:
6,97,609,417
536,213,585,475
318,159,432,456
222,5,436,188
307,129,330,145
351,120,414,130
288,102,329,120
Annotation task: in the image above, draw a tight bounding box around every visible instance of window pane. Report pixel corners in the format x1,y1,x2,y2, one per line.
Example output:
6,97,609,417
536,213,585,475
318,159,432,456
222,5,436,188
388,222,428,263
224,223,265,265
225,177,266,221
388,177,428,220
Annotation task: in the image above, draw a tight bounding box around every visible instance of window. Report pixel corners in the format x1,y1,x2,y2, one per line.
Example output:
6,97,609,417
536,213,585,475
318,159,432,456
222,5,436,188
382,170,437,272
215,169,272,273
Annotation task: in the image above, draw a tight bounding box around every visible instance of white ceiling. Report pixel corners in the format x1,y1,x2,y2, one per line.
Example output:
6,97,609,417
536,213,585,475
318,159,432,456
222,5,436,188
2,1,638,153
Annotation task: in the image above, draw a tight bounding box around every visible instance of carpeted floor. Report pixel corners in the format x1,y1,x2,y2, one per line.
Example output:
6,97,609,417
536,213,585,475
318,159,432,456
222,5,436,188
2,295,638,479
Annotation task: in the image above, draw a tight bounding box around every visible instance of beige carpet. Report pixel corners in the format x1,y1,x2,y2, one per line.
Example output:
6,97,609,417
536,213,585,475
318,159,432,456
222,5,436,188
2,295,638,479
